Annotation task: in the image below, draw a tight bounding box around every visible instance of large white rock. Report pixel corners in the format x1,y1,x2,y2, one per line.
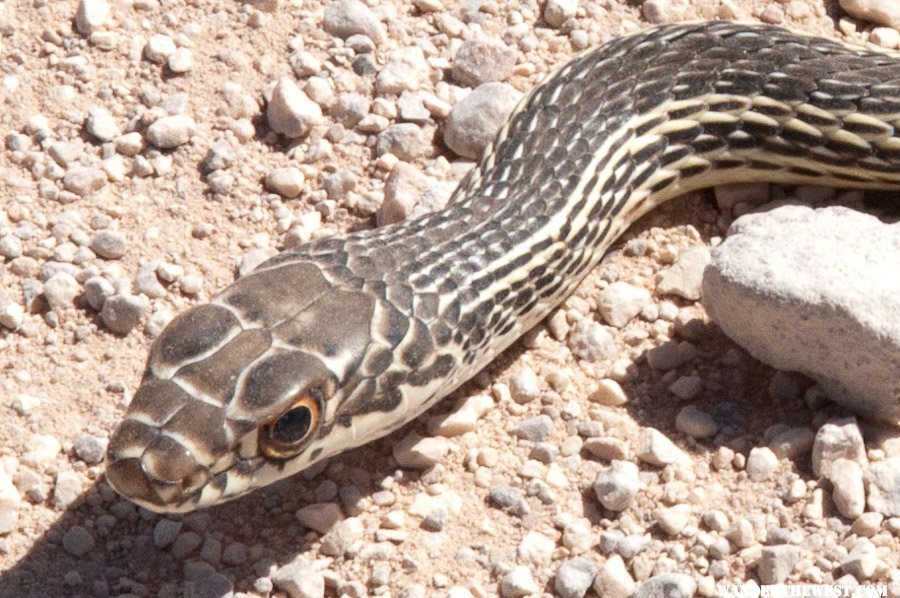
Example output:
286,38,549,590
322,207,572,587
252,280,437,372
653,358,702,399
702,206,900,424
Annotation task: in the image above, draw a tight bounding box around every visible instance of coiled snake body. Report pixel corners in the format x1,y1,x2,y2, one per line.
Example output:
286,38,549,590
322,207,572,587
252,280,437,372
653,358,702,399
106,22,900,513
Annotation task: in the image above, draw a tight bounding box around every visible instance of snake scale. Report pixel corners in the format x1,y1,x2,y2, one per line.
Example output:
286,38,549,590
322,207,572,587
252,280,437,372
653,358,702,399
105,21,900,513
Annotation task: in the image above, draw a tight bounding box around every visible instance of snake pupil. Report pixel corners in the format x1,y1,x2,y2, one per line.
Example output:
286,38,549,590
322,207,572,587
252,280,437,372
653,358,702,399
274,407,312,443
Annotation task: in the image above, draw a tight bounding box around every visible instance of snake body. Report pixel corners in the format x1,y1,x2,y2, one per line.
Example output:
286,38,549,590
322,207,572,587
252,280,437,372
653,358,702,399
106,22,900,513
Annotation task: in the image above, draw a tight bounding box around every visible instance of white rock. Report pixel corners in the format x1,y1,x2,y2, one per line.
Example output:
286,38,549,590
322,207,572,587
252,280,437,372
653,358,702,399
636,427,689,467
870,27,900,49
376,47,431,94
85,107,119,142
500,566,539,598
21,434,62,467
555,557,598,598
598,282,651,328
654,504,691,535
757,545,799,584
75,0,110,34
322,0,385,44
828,458,865,520
146,115,196,149
839,0,900,27
319,517,364,556
544,0,578,28
746,447,778,481
431,394,494,436
702,206,900,424
593,460,641,511
593,555,635,598
144,34,176,64
518,531,555,564
866,457,900,517
272,555,325,598
267,77,323,139
588,379,628,406
167,48,193,73
509,366,541,404
811,417,868,478
841,537,879,580
657,246,710,300
393,432,449,469
266,167,305,198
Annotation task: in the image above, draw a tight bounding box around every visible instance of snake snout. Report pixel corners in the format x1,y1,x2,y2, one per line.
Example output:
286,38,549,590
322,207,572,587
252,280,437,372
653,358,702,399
106,435,210,513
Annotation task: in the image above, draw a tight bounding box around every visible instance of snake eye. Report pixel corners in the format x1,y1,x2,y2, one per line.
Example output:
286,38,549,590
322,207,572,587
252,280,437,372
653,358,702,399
261,393,320,459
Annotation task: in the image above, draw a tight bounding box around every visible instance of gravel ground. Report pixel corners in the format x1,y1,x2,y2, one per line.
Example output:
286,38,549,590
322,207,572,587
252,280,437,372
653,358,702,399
1,0,899,596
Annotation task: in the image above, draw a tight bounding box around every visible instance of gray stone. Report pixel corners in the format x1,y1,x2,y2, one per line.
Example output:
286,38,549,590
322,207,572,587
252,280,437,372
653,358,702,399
83,276,114,310
598,282,652,328
544,0,578,27
444,82,522,159
555,557,598,598
758,545,799,584
452,40,516,87
634,573,696,598
509,367,541,403
53,471,83,509
295,502,343,534
646,340,697,371
567,319,616,362
489,486,529,516
675,405,718,439
512,415,553,442
378,162,434,225
322,0,385,44
702,206,900,424
62,526,94,556
593,460,640,511
43,272,79,311
376,123,428,161
841,537,879,580
153,518,182,548
101,293,147,334
91,229,126,259
184,573,233,598
73,434,106,464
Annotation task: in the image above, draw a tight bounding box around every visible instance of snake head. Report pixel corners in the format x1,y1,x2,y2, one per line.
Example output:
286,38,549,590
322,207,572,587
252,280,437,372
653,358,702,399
106,260,377,513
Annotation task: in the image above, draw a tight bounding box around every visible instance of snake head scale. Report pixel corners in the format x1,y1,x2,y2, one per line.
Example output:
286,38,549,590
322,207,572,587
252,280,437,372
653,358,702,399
105,258,406,513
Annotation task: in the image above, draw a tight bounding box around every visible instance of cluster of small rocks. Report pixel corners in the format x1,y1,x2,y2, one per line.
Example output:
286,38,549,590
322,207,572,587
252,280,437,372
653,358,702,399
2,0,900,595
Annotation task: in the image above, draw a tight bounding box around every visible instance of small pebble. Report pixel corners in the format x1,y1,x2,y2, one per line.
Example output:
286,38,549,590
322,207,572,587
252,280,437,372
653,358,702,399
593,460,641,511
295,502,343,534
146,115,197,149
62,526,94,556
555,557,598,598
499,566,539,598
266,167,305,198
444,82,522,159
272,554,325,598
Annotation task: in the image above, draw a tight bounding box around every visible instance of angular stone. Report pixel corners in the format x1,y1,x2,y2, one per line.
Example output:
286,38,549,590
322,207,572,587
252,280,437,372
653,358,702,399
702,206,900,424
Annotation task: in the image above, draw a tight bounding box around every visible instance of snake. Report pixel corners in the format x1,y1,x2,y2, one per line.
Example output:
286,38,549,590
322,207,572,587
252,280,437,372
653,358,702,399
105,21,900,513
